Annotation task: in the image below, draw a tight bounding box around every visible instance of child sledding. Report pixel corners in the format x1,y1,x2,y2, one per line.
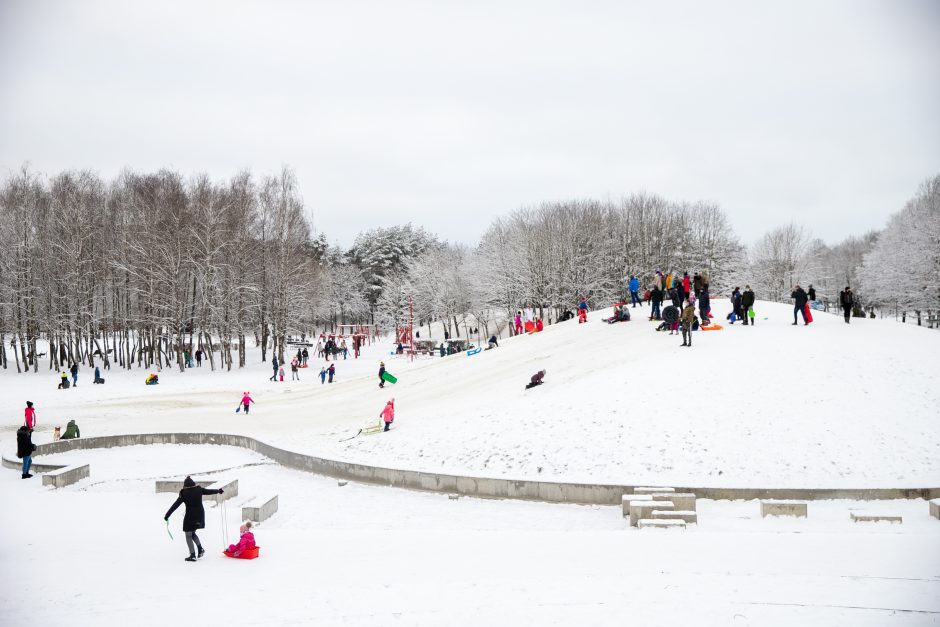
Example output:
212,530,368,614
224,521,259,559
604,303,631,324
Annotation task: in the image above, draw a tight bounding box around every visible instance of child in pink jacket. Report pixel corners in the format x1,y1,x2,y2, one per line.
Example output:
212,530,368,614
240,392,254,414
380,398,395,432
226,521,256,557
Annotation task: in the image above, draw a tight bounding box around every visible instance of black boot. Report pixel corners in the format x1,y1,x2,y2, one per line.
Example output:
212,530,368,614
185,555,197,562
21,473,32,479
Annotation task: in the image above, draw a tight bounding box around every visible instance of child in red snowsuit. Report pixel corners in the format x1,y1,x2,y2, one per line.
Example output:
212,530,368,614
225,521,256,557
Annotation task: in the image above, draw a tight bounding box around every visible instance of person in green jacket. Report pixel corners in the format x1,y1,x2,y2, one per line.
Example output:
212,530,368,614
61,419,80,439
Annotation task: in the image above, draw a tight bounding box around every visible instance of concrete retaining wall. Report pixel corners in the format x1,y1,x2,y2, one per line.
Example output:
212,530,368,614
5,432,940,505
42,464,89,488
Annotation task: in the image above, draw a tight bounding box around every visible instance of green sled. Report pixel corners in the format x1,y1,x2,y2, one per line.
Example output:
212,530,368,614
381,371,398,384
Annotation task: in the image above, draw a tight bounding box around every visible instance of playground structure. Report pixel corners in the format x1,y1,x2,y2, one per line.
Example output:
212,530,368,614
335,324,379,359
393,297,416,362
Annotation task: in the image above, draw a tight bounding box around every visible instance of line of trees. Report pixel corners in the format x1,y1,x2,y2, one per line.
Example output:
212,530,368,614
2,166,936,373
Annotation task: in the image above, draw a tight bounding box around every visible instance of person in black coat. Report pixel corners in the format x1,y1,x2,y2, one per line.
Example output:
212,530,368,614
839,287,855,324
699,288,711,324
16,425,36,479
741,286,755,326
164,476,224,561
791,285,809,325
808,284,816,302
378,361,386,388
649,287,664,321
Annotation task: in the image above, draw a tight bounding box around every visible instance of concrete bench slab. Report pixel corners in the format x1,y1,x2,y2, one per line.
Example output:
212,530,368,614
207,478,238,503
651,492,696,511
651,510,698,524
638,518,686,530
155,477,217,493
761,500,808,518
621,494,652,516
930,499,940,520
634,487,675,494
850,512,902,523
242,494,278,523
42,464,89,488
630,500,674,527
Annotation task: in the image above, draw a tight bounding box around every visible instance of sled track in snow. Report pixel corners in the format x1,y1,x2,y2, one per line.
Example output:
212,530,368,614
4,432,939,503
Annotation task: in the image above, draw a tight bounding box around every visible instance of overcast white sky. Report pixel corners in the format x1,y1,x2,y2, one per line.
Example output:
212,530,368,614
1,0,937,246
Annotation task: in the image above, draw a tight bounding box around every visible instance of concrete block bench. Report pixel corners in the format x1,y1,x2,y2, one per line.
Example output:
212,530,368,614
42,464,89,488
850,512,901,523
621,494,652,517
930,499,940,520
629,500,674,527
207,478,238,503
242,494,279,523
651,510,698,524
761,500,808,518
638,518,686,530
155,477,217,493
634,486,675,494
651,492,696,512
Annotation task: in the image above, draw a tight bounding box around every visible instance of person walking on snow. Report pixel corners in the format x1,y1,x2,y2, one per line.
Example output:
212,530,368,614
328,363,335,383
24,401,36,430
240,392,254,414
70,362,79,387
682,272,691,296
730,287,743,323
291,358,299,380
302,347,309,366
680,300,696,347
380,398,395,432
808,284,817,302
791,285,809,325
17,425,36,479
699,287,711,324
94,365,102,384
164,477,225,562
195,349,203,367
319,366,327,384
628,276,641,307
741,286,755,326
269,357,278,381
514,311,523,335
378,362,386,388
839,287,855,323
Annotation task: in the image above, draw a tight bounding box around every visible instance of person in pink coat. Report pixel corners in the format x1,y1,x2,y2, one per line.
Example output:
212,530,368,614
24,401,36,430
514,311,523,335
240,392,254,415
380,398,395,432
225,521,256,557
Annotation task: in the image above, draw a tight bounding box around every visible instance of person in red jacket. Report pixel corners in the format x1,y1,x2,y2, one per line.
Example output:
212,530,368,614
682,272,691,295
225,521,257,558
380,398,395,432
535,318,544,332
24,401,36,430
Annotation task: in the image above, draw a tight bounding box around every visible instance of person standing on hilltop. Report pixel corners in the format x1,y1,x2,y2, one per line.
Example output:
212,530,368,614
791,285,809,325
741,285,755,326
629,275,641,308
839,286,855,324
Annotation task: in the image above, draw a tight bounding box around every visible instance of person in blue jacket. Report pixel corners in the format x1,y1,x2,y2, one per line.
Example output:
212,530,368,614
628,276,641,307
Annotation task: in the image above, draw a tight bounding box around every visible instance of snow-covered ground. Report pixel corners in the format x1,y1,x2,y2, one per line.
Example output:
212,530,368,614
2,444,938,627
5,299,938,488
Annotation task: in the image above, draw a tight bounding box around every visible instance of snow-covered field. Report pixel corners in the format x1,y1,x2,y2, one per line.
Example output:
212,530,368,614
2,444,938,627
4,299,939,488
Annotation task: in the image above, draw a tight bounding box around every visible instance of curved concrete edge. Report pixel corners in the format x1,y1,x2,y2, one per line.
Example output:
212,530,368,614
4,432,939,504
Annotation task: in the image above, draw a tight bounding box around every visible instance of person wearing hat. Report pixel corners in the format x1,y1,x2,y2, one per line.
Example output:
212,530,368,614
380,398,395,431
61,419,80,440
378,361,386,388
164,477,225,562
16,425,36,479
24,401,36,430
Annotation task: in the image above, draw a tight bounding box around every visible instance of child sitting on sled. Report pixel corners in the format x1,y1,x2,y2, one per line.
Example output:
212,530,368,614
225,521,256,558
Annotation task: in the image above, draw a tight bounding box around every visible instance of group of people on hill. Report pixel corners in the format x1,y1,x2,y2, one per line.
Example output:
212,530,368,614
790,284,856,325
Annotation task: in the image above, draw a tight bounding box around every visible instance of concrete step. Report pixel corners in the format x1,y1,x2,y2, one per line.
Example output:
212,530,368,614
638,518,686,530
651,510,698,524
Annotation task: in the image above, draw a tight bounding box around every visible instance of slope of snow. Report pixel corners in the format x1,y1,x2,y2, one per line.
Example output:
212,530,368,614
4,299,939,487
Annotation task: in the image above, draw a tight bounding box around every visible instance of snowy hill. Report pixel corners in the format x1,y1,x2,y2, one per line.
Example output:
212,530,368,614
5,299,939,489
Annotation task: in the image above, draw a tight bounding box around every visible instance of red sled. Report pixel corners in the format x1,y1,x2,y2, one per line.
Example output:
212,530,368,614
804,303,813,323
224,546,260,560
